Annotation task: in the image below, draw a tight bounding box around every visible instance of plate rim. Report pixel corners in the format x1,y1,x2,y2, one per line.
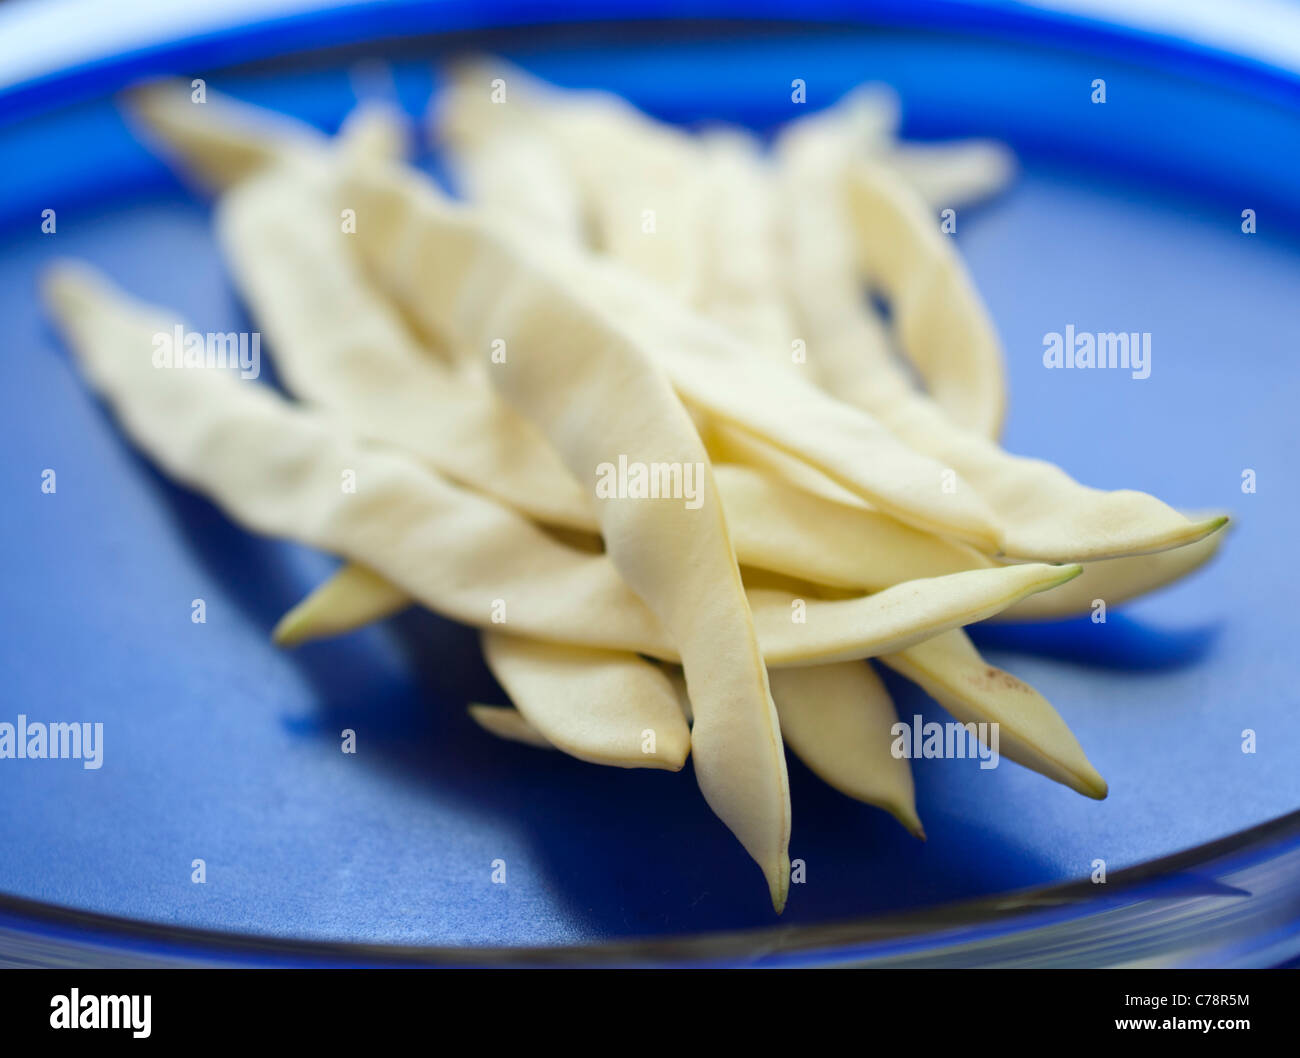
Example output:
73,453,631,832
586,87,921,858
3,809,1296,966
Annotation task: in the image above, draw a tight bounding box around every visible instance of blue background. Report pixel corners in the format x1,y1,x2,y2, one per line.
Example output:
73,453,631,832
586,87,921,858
1,20,1297,947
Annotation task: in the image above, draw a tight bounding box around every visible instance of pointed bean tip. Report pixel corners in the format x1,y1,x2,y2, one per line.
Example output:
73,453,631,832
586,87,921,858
641,759,685,773
768,856,791,914
270,612,306,648
1057,563,1084,584
1074,769,1108,800
39,260,89,307
1057,753,1108,800
1177,513,1231,549
117,79,181,118
888,802,926,840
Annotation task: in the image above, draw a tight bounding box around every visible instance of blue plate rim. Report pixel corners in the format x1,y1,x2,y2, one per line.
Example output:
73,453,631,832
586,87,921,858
5,0,1300,125
3,809,1296,966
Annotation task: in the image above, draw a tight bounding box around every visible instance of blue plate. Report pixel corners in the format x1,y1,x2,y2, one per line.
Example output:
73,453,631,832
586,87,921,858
2,4,1298,965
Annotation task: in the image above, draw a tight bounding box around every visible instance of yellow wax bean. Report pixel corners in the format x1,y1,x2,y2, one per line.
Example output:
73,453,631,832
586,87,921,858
466,704,555,750
777,87,1012,437
884,139,1016,211
768,663,924,838
692,128,796,360
774,88,934,418
127,80,322,190
480,632,691,770
843,152,1008,437
881,630,1108,799
993,521,1229,621
440,57,708,303
271,543,1079,665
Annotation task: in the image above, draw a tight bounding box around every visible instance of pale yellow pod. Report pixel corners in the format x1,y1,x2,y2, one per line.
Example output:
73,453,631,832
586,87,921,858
128,81,397,192
811,83,903,148
710,422,1225,616
704,420,873,509
793,84,1016,206
691,128,796,360
466,704,555,750
775,88,1008,437
131,78,411,183
849,156,1007,438
768,663,924,838
440,57,708,303
273,563,409,645
273,547,1080,665
883,139,1016,210
713,464,994,590
335,100,409,163
480,631,691,770
126,79,323,191
435,67,587,239
747,564,1080,666
773,88,924,411
444,126,586,239
993,520,1229,621
881,630,1107,799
